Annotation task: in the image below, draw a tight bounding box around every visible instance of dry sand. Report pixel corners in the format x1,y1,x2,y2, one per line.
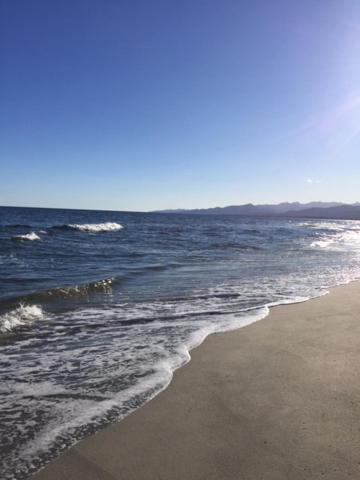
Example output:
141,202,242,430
33,282,360,480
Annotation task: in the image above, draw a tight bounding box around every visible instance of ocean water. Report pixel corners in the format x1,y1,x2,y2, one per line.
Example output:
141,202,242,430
1,206,360,479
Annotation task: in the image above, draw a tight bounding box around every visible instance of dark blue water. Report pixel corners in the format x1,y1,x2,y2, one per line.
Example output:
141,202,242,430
1,206,360,479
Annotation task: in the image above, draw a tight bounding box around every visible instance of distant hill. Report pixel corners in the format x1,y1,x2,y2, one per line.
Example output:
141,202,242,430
155,202,360,220
280,205,360,220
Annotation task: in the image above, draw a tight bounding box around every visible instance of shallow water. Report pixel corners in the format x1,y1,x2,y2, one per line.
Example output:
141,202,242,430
1,206,360,479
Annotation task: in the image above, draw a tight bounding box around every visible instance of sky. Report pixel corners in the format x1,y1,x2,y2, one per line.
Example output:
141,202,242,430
1,0,360,211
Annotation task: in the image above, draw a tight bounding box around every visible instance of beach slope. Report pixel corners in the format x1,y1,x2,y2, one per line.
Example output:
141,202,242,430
34,282,360,480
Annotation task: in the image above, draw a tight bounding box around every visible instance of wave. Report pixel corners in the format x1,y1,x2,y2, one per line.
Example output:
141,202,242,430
0,263,189,309
0,304,44,333
5,222,123,238
2,224,33,228
60,222,123,232
1,278,119,308
310,225,360,251
43,278,117,298
12,232,40,241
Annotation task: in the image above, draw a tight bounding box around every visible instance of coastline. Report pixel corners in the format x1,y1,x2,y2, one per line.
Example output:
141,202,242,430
33,281,360,480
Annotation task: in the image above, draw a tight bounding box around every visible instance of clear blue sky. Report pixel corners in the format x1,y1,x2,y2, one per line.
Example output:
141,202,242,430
1,0,359,211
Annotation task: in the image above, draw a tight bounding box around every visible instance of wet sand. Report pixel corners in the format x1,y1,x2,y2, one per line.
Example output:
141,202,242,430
33,282,360,480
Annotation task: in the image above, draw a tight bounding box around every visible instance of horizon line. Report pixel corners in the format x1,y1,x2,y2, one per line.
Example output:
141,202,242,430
1,200,359,214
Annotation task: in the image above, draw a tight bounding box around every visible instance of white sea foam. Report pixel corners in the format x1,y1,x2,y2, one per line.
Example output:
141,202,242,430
13,232,40,241
310,224,360,251
0,305,44,333
68,222,123,232
3,304,271,480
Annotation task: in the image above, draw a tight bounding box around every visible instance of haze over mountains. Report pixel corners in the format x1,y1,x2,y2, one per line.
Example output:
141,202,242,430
157,202,360,220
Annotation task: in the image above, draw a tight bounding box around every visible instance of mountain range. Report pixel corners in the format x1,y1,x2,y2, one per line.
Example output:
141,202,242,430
156,202,360,220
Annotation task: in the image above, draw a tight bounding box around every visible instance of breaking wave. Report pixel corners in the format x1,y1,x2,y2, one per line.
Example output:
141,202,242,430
3,278,119,308
41,277,117,298
66,222,123,232
12,232,40,241
310,222,360,251
0,304,44,333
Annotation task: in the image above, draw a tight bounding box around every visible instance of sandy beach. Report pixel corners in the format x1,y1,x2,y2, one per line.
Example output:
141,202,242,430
33,282,360,480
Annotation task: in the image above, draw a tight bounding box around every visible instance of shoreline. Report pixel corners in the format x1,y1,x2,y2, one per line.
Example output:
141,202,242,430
33,281,360,479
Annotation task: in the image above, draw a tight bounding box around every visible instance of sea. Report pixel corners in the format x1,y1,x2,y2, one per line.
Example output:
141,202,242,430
1,206,360,479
